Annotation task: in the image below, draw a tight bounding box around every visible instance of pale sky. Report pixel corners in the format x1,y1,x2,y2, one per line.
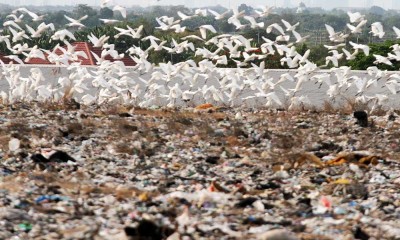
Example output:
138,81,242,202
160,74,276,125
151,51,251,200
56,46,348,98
2,0,399,9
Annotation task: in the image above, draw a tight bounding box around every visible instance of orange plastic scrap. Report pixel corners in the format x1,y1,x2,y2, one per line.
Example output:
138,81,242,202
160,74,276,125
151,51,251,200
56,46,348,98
326,152,356,166
195,103,214,110
326,152,380,166
359,156,379,165
326,157,347,166
138,192,149,202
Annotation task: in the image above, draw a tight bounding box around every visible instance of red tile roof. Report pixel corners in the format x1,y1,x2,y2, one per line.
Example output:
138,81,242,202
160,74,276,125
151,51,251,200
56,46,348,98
0,54,18,64
25,42,136,66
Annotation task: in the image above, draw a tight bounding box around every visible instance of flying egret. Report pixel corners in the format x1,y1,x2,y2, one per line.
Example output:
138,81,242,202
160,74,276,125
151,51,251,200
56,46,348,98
347,11,365,23
3,20,23,30
255,5,274,17
199,25,217,39
100,19,121,25
267,23,285,35
113,5,127,19
88,33,109,47
6,13,24,23
64,15,87,29
281,19,299,32
342,48,359,60
393,26,400,39
370,22,385,38
177,11,194,21
8,27,30,42
373,54,393,66
26,22,55,38
208,9,231,20
243,16,264,29
51,29,76,41
347,19,368,34
5,55,24,65
194,9,208,17
13,7,46,22
349,41,370,56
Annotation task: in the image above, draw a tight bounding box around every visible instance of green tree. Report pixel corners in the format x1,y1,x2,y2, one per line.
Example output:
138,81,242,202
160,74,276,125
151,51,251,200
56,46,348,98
348,40,400,70
99,7,114,19
238,4,254,15
44,10,69,28
73,4,99,28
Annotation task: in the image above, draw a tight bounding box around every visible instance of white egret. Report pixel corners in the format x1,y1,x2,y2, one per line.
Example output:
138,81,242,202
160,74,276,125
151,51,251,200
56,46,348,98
281,19,299,32
100,19,121,25
347,11,365,23
113,5,127,19
64,15,87,29
243,16,264,29
208,9,231,20
370,22,385,38
199,25,217,39
347,19,368,34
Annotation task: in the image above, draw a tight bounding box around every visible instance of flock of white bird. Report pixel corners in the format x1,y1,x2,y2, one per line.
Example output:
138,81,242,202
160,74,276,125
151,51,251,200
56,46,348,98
0,1,400,110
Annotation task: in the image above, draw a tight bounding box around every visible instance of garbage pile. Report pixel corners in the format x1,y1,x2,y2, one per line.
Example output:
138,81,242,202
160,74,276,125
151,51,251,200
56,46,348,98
0,102,400,239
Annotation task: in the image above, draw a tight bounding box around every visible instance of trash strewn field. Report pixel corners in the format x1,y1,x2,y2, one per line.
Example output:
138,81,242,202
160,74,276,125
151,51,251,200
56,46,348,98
1,103,400,239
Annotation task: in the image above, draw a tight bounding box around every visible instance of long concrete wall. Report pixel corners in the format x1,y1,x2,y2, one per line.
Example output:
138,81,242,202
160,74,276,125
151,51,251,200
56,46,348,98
1,64,398,109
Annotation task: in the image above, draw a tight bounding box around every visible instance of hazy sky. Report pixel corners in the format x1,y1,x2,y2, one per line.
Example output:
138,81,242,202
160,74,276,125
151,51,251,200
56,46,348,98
4,0,399,9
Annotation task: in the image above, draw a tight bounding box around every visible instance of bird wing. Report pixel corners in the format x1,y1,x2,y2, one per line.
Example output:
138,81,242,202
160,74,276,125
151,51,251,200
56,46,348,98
292,30,302,42
342,48,351,58
325,24,335,36
202,25,217,33
177,11,189,20
47,23,55,31
78,15,88,22
349,41,357,48
207,9,220,18
64,29,76,40
8,55,24,64
199,28,207,39
281,19,292,30
155,17,167,27
230,17,243,29
347,23,356,32
8,27,18,38
24,9,38,19
5,21,23,30
393,26,400,38
273,23,285,35
113,5,126,18
182,35,204,41
64,15,77,23
244,16,256,25
373,22,383,32
25,24,36,36
356,19,367,29
362,45,370,56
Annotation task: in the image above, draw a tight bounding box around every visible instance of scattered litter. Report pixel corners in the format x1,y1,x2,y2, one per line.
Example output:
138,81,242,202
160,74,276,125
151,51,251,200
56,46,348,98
0,104,398,239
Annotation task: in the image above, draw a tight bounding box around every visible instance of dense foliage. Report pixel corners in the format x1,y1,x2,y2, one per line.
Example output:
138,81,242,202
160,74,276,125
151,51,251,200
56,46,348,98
1,3,400,69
